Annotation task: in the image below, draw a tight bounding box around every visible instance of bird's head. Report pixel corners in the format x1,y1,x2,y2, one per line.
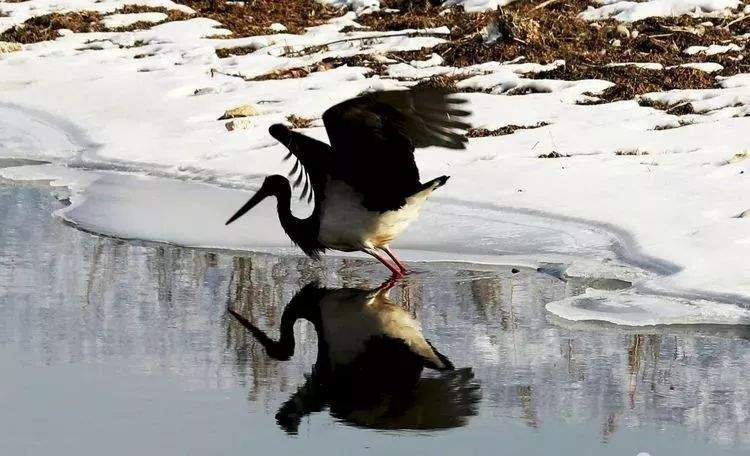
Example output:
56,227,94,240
225,175,290,225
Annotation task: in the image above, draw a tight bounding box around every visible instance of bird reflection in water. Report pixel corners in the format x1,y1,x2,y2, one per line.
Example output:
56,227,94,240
228,281,481,433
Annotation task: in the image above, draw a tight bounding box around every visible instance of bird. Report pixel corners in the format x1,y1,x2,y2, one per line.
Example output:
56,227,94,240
227,281,480,433
225,87,471,277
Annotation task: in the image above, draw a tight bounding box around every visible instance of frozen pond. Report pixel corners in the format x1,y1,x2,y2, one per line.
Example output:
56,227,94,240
1,184,749,455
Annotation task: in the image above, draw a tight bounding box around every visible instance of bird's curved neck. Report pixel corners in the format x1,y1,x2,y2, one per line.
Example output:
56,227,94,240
273,183,320,249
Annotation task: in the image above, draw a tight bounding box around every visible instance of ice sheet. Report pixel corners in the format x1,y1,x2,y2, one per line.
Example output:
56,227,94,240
547,289,750,326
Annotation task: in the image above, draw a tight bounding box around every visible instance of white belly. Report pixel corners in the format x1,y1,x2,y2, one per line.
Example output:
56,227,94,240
318,180,434,251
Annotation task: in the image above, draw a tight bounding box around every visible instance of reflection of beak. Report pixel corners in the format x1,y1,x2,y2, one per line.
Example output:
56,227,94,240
225,187,269,225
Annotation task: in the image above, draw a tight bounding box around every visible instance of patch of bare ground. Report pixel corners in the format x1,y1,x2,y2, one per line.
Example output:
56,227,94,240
412,73,469,90
467,122,549,137
0,12,104,43
286,115,313,128
358,0,749,101
0,6,193,43
173,0,341,37
215,45,257,58
638,98,696,114
538,151,570,158
106,5,193,32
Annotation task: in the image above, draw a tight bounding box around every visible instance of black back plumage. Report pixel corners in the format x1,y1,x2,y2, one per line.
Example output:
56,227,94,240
323,88,470,211
269,87,470,214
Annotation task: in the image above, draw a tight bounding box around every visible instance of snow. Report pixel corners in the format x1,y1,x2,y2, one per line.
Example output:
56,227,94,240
677,62,724,72
609,61,728,73
684,43,744,55
102,12,168,29
0,0,749,327
580,0,742,22
547,289,750,326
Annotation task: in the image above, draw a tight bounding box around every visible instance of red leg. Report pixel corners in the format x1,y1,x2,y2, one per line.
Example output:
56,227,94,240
382,246,408,274
364,248,403,278
378,275,400,293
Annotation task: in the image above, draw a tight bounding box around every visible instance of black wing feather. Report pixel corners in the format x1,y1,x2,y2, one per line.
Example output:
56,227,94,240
269,124,331,205
322,88,470,212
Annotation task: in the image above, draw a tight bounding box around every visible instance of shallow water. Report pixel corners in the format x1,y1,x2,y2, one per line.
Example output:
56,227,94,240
1,184,749,455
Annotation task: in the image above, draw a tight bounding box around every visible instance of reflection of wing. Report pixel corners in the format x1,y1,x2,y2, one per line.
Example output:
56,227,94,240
335,368,481,430
268,124,331,204
322,89,471,211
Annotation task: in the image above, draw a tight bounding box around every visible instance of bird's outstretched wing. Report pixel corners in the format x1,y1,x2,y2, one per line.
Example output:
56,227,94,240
322,88,470,212
269,124,332,204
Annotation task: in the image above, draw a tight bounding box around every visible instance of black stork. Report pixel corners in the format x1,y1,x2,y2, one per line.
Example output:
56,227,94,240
225,88,470,277
227,281,480,433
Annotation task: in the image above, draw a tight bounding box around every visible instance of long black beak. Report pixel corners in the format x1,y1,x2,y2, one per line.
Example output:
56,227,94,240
225,188,269,225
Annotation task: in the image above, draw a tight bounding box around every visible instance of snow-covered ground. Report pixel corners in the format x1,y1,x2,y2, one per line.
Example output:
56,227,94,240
0,0,748,326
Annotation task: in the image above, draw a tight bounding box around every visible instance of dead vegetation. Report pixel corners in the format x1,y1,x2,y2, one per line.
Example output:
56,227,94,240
107,5,193,32
211,0,747,101
0,5,193,44
358,0,749,101
538,151,570,158
467,122,550,137
4,0,747,106
637,98,696,114
215,44,258,58
0,12,104,44
412,73,468,90
286,115,313,128
173,0,341,37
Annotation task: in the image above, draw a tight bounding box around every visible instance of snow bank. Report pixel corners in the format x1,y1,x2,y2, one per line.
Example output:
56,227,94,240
684,43,744,56
580,0,742,22
547,289,750,326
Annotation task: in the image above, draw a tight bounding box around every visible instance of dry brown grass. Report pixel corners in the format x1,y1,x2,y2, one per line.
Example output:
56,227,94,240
359,0,748,101
0,12,104,43
286,114,313,128
412,73,469,90
467,122,550,137
0,5,193,43
173,0,341,37
638,97,696,114
538,151,570,158
107,4,193,31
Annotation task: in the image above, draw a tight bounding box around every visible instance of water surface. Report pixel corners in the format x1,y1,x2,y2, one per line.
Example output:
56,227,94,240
1,184,749,455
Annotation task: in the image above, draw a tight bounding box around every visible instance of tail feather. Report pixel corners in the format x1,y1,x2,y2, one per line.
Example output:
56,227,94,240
414,175,450,195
